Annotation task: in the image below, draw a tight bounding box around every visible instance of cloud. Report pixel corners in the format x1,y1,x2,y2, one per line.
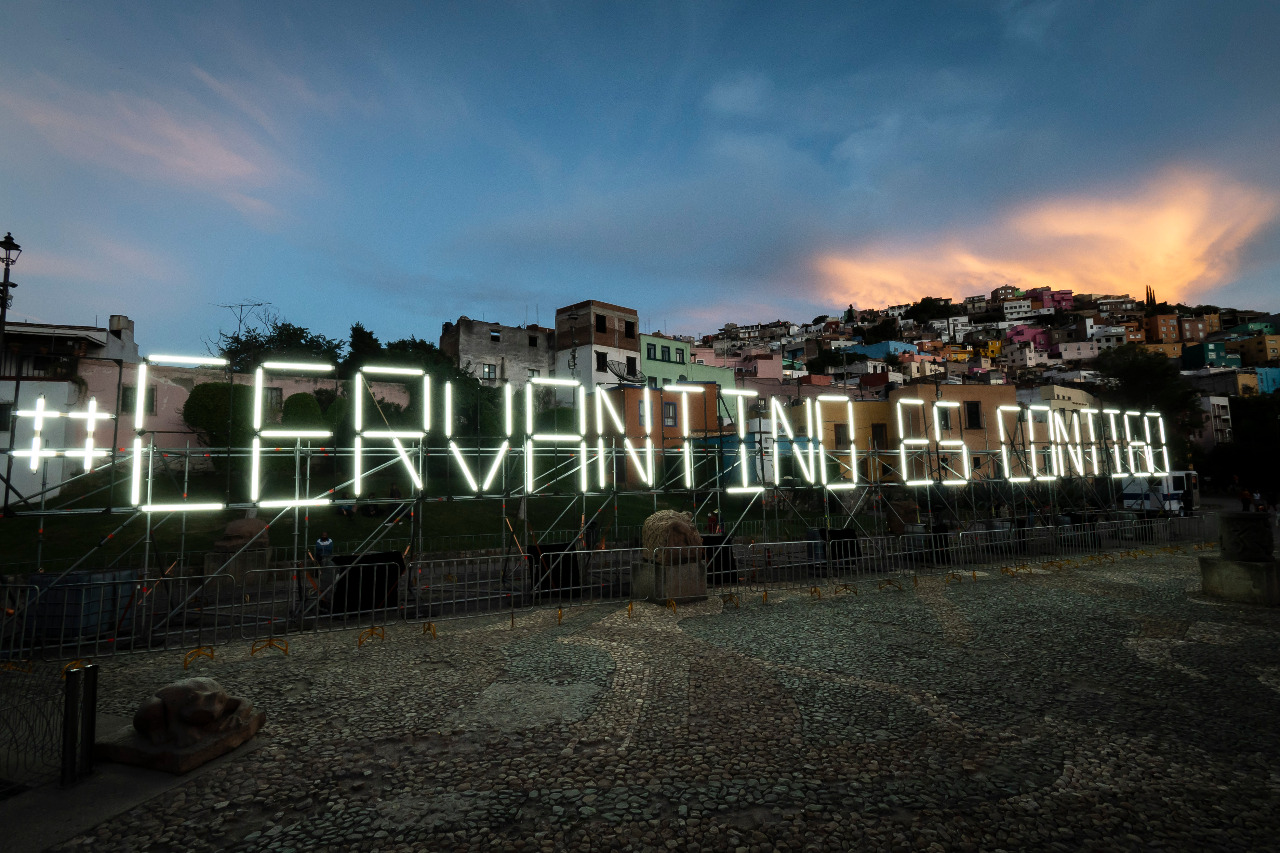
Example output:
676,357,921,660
703,73,773,116
24,235,181,286
816,167,1279,308
0,80,286,218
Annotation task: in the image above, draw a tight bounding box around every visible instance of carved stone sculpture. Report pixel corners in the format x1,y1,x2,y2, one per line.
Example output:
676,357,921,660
642,510,703,565
97,677,266,774
213,518,270,552
1199,512,1280,606
203,518,272,581
633,510,707,603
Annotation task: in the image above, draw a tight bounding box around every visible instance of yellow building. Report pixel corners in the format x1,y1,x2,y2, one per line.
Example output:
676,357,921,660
1225,334,1280,367
977,339,1002,358
1143,342,1183,359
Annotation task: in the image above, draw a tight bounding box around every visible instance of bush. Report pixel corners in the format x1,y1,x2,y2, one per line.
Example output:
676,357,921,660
282,393,325,428
182,383,257,449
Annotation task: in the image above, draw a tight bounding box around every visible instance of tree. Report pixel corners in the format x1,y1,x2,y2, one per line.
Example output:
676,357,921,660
904,297,958,323
862,318,899,345
1203,394,1280,499
382,336,503,436
342,322,383,377
805,348,865,375
214,310,345,372
1094,344,1204,465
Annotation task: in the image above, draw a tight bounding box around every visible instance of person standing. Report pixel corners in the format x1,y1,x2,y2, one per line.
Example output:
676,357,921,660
315,532,334,565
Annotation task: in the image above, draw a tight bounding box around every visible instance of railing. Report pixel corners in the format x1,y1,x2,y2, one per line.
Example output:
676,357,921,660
0,514,1217,663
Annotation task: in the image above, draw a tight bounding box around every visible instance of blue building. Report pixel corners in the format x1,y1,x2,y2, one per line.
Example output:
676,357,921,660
846,341,919,360
1257,367,1280,395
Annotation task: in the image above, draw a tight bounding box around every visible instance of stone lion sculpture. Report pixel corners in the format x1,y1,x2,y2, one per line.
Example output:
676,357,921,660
98,677,266,774
132,677,257,748
213,517,270,552
642,510,703,565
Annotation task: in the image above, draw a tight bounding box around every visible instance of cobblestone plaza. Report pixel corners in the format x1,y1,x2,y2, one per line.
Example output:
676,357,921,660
26,550,1280,852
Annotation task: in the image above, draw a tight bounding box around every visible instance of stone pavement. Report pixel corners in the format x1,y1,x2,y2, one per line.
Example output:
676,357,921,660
19,549,1280,852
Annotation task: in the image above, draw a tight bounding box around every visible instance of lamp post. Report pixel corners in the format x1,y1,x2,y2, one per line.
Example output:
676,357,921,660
0,232,19,374
1,232,22,516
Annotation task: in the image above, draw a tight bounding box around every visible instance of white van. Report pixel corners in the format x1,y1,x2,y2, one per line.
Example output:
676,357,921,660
1118,471,1199,514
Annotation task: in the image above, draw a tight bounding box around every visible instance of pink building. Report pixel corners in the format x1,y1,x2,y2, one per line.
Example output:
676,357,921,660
1005,324,1050,350
1052,341,1100,362
1025,287,1073,312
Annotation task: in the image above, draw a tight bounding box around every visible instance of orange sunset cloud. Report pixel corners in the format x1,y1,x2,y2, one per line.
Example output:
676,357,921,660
817,168,1278,309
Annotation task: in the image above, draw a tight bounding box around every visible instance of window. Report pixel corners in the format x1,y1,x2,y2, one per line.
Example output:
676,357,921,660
528,335,538,348
648,376,658,389
481,363,497,380
834,424,850,450
662,401,677,428
661,345,671,361
646,343,656,359
626,356,637,375
964,401,982,430
624,320,635,339
638,400,647,427
0,402,12,433
937,408,952,431
871,423,888,450
595,313,607,334
676,349,685,364
528,368,540,379
121,385,157,416
265,387,283,415
490,330,501,343
595,351,608,373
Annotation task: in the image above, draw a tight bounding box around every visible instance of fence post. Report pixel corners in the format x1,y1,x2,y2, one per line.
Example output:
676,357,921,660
79,664,98,777
61,666,82,787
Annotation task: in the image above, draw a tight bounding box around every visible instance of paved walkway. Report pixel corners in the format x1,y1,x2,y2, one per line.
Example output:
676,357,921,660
11,547,1280,852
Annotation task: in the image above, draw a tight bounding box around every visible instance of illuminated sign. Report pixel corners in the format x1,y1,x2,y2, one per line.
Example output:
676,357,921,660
5,359,1177,509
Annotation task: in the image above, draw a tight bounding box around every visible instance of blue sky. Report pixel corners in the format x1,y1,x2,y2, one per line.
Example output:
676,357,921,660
2,1,1278,355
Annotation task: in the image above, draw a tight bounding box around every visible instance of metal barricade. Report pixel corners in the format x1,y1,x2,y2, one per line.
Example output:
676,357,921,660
1,571,237,660
744,540,822,593
703,540,756,595
1,584,40,661
406,552,526,624
129,573,237,655
894,532,962,575
1055,523,1101,557
244,561,406,641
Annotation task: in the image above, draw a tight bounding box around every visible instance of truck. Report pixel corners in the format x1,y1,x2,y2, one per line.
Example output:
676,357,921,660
1118,470,1199,515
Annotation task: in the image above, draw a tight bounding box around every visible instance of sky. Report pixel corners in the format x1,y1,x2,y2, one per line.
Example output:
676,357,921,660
1,1,1278,356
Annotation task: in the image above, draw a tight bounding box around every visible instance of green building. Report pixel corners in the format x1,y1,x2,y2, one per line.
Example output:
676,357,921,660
1181,341,1241,370
639,333,735,416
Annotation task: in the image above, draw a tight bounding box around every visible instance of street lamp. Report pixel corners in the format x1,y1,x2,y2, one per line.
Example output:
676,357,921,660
1,232,21,516
0,232,19,370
